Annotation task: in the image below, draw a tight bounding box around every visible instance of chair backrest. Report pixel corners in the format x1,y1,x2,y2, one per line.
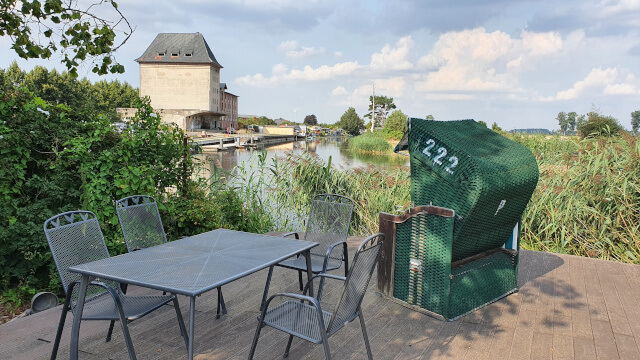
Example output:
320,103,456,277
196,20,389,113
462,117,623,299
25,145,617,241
116,195,167,252
43,211,110,295
304,194,354,258
327,233,384,335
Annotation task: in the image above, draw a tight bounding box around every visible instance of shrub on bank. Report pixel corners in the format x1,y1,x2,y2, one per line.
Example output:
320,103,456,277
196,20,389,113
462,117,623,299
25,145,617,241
0,89,273,306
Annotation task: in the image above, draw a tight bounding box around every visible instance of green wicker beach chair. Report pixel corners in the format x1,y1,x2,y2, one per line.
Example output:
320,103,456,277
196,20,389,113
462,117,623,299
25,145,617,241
378,118,539,320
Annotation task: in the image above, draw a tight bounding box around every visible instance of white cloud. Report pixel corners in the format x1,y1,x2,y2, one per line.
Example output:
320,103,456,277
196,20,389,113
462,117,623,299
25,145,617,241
277,40,325,58
521,31,563,56
598,0,640,16
415,28,565,95
235,61,362,87
238,36,419,87
331,86,348,96
555,67,639,99
334,51,343,59
370,36,415,71
604,83,637,95
329,78,406,108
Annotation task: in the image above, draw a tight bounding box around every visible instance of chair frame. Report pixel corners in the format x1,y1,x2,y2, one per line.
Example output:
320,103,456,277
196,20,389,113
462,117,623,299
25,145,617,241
277,194,355,290
116,195,227,319
44,210,188,360
115,195,167,252
249,233,384,360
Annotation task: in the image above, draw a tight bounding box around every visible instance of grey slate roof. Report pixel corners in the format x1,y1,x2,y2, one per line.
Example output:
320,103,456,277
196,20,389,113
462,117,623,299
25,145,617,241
136,33,223,67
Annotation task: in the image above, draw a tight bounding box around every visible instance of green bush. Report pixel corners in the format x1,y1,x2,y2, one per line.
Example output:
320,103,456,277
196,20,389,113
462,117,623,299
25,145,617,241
0,89,90,291
348,132,391,153
382,110,407,140
578,111,624,138
0,89,274,306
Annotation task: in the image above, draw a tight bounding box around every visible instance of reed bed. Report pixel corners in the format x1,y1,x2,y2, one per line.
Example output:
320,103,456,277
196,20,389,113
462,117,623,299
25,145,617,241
519,133,640,263
268,153,411,235
221,133,640,264
347,132,392,154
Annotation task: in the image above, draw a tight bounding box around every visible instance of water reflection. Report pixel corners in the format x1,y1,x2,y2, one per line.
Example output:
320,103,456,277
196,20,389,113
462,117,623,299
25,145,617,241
194,137,409,175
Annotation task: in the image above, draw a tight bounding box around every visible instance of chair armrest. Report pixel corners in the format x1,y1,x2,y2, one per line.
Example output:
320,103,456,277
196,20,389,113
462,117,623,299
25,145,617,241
302,273,347,301
322,241,348,272
67,280,127,318
262,292,321,314
282,232,300,240
259,292,327,332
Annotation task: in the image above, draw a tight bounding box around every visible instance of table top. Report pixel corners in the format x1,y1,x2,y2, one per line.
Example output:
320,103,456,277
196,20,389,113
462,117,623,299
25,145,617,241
69,229,317,297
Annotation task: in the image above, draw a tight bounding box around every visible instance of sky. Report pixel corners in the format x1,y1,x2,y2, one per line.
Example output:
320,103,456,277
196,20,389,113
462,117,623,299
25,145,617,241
1,0,639,131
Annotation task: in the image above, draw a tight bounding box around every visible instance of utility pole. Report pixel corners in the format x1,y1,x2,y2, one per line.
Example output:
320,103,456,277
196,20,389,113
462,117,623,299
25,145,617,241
371,84,375,132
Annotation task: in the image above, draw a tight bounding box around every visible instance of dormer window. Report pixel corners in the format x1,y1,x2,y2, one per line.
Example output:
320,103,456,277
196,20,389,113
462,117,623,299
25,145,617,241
184,49,194,57
157,50,166,56
171,51,179,57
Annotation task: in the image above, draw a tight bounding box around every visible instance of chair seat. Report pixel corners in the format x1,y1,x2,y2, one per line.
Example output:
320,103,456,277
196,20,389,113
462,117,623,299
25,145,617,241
263,300,334,343
278,254,342,273
73,292,175,321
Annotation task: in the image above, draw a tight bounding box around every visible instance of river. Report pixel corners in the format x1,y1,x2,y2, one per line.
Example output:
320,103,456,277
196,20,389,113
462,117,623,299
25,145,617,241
194,137,409,176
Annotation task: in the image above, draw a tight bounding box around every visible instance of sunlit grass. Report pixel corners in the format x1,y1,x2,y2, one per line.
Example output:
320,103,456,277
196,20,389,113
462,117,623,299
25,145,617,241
222,133,640,263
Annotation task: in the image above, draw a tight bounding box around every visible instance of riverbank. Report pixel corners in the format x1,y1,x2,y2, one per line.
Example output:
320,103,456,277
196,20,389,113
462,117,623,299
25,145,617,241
247,133,640,264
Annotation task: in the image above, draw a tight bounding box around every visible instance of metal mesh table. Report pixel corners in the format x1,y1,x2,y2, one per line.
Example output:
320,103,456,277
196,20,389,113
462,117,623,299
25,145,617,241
68,229,318,359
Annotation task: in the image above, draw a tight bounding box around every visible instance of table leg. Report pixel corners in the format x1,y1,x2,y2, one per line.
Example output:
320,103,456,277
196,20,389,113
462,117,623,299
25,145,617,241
260,265,274,311
188,296,195,360
70,275,92,360
304,249,314,298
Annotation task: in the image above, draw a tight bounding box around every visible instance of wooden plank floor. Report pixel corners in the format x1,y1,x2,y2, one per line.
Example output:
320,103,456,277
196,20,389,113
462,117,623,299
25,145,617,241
2,236,640,359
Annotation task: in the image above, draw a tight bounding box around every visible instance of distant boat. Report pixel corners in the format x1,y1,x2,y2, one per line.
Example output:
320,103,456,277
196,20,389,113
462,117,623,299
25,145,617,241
306,135,314,141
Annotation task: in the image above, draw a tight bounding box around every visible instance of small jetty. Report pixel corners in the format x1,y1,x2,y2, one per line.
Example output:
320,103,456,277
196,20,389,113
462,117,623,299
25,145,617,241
192,134,301,152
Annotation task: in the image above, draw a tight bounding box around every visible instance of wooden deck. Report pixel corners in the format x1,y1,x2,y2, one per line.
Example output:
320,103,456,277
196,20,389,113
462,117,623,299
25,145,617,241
2,235,640,359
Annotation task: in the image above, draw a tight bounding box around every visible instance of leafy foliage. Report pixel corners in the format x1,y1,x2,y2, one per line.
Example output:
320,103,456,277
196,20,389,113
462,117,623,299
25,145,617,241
0,0,132,76
364,95,396,129
0,89,273,301
303,114,318,126
237,115,276,128
632,110,640,134
567,112,578,133
577,111,624,138
336,107,364,136
1,62,138,121
0,88,90,290
556,111,568,134
383,110,407,139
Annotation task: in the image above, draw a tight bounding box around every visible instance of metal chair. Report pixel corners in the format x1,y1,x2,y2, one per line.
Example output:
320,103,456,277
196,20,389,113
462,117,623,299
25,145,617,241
277,194,355,290
249,233,384,360
116,195,226,318
44,210,188,360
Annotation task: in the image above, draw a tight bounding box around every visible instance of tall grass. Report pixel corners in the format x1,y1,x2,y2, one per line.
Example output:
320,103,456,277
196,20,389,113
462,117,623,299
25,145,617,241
268,153,411,235
216,133,640,264
348,132,392,154
520,133,640,262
